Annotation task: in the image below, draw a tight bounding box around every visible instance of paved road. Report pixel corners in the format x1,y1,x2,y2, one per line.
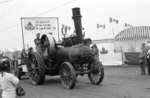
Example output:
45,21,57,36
21,66,150,98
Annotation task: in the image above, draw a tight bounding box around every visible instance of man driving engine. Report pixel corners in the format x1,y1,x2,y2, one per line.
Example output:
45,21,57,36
34,33,41,51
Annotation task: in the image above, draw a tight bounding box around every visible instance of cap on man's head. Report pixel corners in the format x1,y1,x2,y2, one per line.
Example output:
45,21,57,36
49,32,53,35
37,33,40,35
36,33,40,37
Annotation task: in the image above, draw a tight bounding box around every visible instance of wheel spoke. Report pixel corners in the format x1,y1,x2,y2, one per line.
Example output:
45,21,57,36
28,53,45,85
60,62,76,89
88,61,104,85
92,67,101,81
30,56,39,82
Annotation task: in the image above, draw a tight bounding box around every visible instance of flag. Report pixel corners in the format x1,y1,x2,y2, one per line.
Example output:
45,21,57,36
68,26,71,31
103,25,106,29
109,17,112,23
97,24,106,29
97,24,99,29
115,20,119,24
64,26,68,34
61,24,64,34
109,17,119,24
125,23,127,27
125,23,133,27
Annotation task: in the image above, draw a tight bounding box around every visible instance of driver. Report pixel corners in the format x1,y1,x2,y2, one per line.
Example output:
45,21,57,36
34,33,41,51
91,44,99,61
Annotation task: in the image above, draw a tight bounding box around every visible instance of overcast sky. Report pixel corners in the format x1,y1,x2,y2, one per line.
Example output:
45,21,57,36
0,0,150,50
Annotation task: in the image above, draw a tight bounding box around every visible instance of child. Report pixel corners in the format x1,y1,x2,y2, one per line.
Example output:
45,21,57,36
0,61,19,98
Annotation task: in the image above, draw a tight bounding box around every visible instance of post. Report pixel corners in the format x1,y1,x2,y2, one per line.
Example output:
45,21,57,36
21,18,25,50
120,46,124,65
57,17,60,41
112,28,115,38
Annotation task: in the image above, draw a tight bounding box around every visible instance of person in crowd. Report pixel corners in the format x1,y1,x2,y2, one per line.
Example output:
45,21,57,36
83,38,92,47
0,61,19,98
28,47,33,56
139,43,147,75
21,49,27,65
146,42,150,75
91,44,99,61
146,48,150,75
34,33,41,51
21,49,27,58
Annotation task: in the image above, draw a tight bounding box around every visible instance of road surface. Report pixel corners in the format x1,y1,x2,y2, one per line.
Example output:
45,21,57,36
20,66,150,98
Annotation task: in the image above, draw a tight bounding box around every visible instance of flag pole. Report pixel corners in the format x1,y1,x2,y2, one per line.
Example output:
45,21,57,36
21,18,25,50
109,17,112,38
57,17,60,41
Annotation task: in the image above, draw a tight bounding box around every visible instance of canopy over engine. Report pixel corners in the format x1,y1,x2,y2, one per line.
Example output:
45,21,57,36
38,7,93,65
62,7,84,46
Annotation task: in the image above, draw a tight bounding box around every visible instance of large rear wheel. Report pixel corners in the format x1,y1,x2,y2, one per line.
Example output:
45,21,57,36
30,53,45,85
88,61,104,85
60,62,76,89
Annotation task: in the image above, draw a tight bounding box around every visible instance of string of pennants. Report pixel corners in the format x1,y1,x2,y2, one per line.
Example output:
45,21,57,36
124,23,133,27
109,17,119,24
97,17,133,29
97,24,106,29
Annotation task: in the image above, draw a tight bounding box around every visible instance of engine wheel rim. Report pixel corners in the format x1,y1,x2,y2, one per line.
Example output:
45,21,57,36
90,63,103,84
61,64,75,89
30,56,40,84
31,69,40,83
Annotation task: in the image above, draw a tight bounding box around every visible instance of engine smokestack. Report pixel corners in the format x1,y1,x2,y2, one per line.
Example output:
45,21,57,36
72,7,83,43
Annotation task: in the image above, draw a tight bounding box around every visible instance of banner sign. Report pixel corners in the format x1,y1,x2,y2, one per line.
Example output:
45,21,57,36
21,17,59,49
21,17,58,35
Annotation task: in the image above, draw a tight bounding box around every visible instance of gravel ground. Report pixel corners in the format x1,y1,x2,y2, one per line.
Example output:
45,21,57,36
16,66,150,98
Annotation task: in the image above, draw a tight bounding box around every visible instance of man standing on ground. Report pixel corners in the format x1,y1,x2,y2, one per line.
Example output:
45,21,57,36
34,33,41,52
146,42,150,75
139,43,147,75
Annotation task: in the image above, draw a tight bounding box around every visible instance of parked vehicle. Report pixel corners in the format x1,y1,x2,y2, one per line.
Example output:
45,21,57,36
13,57,28,79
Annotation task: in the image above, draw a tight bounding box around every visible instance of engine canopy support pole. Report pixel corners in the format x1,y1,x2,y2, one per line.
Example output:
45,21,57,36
21,18,25,50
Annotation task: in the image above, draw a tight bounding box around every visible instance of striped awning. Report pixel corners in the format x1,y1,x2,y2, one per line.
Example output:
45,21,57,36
115,26,150,40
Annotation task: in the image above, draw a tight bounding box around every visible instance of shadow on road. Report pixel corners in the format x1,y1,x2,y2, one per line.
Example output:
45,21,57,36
44,76,61,85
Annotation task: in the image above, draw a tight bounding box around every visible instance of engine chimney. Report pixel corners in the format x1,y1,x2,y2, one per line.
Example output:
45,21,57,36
72,7,83,43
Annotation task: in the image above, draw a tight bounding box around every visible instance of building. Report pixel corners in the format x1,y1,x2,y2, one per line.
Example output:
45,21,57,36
93,39,123,66
93,39,114,54
114,26,150,64
114,26,150,52
93,26,150,65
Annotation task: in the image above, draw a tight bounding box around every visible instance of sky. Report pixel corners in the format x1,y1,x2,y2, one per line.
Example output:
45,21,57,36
0,0,150,50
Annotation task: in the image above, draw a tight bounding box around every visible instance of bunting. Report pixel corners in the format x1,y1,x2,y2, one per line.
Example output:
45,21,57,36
125,23,133,27
109,17,119,24
97,24,106,29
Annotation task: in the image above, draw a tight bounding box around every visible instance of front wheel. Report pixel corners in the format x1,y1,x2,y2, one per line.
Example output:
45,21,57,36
29,53,45,85
88,61,104,85
60,62,76,89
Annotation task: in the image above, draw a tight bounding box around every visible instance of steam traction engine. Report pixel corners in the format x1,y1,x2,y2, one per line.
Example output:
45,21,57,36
27,8,104,89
